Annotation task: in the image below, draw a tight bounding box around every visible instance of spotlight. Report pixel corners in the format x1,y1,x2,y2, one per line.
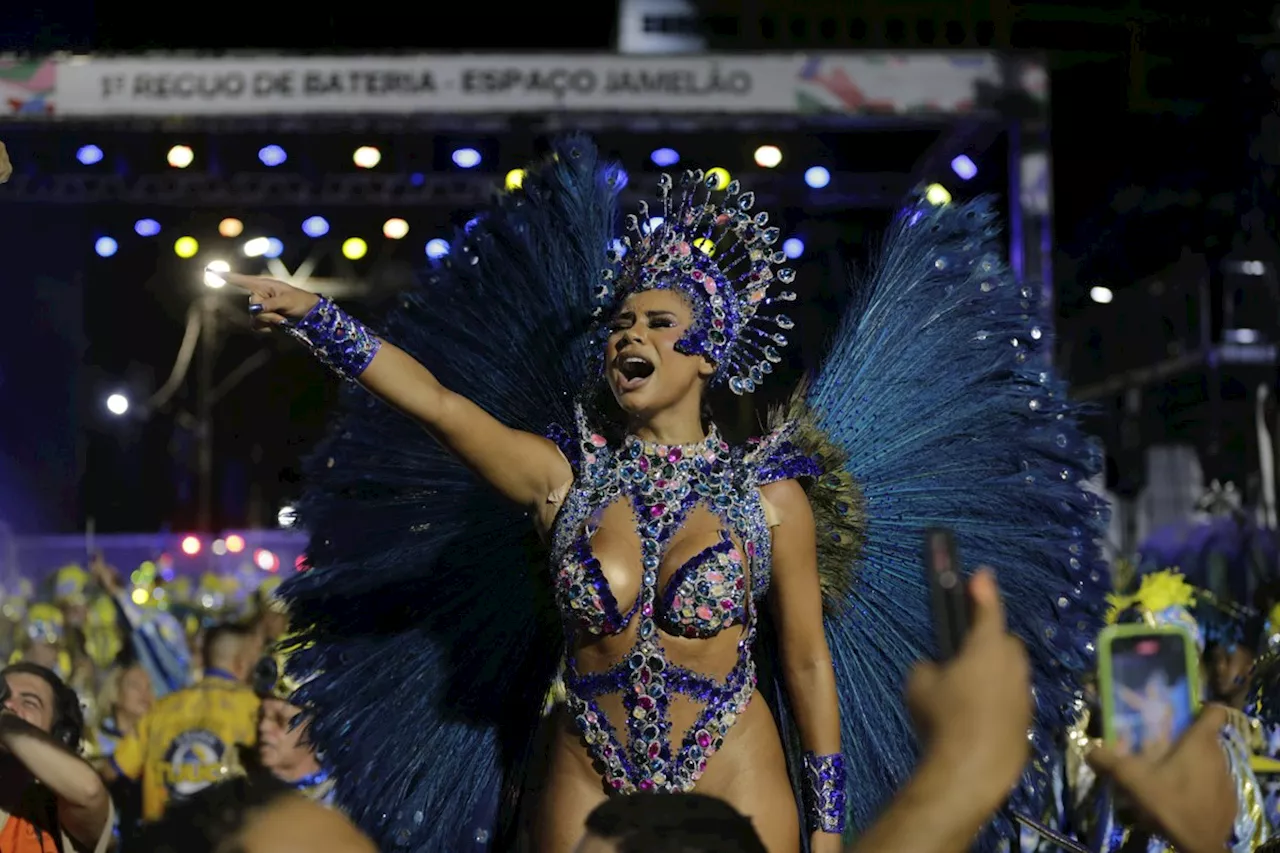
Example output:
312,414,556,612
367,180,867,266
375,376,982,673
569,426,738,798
353,146,381,169
218,218,244,238
924,183,952,206
302,216,330,237
342,238,368,260
951,155,978,181
180,535,202,556
174,237,199,259
94,237,118,258
105,393,129,416
254,548,280,572
782,237,804,259
167,145,194,169
451,148,482,169
131,588,150,605
204,259,230,289
650,148,680,167
242,237,270,258
76,145,104,165
383,218,409,240
505,169,526,191
1089,286,1114,305
425,238,450,259
258,144,287,167
211,539,227,556
753,145,783,169
263,238,284,259
705,168,731,191
277,506,297,528
225,534,245,553
134,219,161,237
804,167,831,189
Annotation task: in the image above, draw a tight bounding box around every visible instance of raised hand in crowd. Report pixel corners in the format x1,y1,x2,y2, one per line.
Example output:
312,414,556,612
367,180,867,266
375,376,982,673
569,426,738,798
849,569,1031,853
1087,704,1237,853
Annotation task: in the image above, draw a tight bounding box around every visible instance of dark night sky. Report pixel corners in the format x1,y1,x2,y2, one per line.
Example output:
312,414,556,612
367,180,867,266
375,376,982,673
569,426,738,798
3,3,1276,530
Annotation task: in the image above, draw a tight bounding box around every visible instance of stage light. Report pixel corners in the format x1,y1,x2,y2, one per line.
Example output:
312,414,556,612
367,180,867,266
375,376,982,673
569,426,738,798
951,155,978,181
353,146,381,169
242,237,270,258
258,144,287,167
302,216,330,237
278,506,297,528
804,167,831,189
383,218,409,240
255,548,279,572
783,237,804,259
105,393,129,416
651,148,680,167
180,536,202,556
924,183,952,206
174,236,199,258
342,237,368,260
167,145,194,169
643,217,664,235
218,217,244,238
705,167,730,191
225,534,245,553
452,148,482,169
134,218,161,237
426,238,450,259
263,238,284,259
131,588,150,605
505,169,526,191
204,259,230,289
94,237,118,258
1089,286,1114,304
211,538,228,556
754,145,783,168
76,145,104,165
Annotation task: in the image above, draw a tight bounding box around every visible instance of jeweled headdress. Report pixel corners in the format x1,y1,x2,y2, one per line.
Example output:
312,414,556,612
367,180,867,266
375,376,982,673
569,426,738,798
597,170,798,395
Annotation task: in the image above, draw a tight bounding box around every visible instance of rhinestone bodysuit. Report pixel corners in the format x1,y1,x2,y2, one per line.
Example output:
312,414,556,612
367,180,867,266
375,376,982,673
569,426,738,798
549,410,820,793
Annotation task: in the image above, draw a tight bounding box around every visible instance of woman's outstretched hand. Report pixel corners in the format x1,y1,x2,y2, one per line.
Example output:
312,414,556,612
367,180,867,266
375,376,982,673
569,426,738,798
223,273,321,331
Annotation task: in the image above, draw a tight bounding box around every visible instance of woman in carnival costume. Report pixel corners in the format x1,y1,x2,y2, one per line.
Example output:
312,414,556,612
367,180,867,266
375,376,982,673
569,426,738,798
227,137,1108,852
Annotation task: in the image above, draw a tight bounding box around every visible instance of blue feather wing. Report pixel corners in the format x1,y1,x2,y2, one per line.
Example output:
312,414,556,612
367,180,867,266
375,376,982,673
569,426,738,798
807,197,1110,846
281,135,619,851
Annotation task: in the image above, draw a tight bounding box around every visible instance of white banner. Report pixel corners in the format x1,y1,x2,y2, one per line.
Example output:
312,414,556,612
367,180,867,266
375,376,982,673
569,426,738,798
42,53,1007,117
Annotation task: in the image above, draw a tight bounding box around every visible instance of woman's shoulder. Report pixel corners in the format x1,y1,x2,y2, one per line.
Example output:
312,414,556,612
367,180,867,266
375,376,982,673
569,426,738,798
740,420,822,487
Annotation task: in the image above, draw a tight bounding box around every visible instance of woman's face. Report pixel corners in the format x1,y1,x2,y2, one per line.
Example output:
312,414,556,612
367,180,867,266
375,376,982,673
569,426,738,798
605,289,714,419
117,664,153,719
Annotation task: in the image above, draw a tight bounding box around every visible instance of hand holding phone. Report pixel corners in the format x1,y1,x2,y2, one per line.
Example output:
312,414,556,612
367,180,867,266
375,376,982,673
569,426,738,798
1098,625,1200,756
924,528,969,660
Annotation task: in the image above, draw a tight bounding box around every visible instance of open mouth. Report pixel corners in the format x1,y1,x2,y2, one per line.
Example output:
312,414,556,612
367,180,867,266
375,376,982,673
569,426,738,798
614,354,655,391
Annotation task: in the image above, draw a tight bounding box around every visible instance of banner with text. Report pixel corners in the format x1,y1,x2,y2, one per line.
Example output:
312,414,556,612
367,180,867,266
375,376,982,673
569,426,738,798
1,54,1020,118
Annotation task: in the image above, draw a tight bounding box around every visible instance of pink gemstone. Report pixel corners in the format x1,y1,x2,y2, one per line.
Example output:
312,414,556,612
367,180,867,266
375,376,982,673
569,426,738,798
650,504,666,518
721,599,734,610
712,318,725,329
746,542,756,557
671,596,682,609
639,780,654,791
692,269,704,280
639,695,654,710
696,605,713,620
640,668,652,685
704,280,717,295
655,479,667,488
642,603,653,617
696,731,711,749
648,742,660,758
590,433,608,448
728,549,742,562
638,455,649,471
668,447,682,462
676,242,691,256
611,779,625,790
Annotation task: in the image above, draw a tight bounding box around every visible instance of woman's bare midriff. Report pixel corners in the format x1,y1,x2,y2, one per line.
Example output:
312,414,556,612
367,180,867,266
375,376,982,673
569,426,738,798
525,671,799,853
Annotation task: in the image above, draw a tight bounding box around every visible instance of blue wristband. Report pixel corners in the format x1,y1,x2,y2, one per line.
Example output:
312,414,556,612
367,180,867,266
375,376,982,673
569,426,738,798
803,751,847,834
282,297,381,381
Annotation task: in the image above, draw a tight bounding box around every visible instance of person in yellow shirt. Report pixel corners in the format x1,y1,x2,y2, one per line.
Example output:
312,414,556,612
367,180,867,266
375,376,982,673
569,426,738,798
108,623,262,821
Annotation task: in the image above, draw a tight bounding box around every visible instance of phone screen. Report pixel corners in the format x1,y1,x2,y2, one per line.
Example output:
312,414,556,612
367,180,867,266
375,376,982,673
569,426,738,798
1107,632,1195,755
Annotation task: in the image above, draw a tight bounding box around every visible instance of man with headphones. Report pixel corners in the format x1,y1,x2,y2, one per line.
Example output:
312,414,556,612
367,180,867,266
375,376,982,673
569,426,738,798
0,662,113,852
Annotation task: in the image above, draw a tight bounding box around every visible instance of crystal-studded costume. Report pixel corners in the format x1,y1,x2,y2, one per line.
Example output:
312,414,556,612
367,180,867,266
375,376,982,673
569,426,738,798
276,136,1109,852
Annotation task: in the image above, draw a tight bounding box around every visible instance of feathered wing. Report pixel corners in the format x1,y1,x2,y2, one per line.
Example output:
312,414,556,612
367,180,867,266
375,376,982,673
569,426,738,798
279,136,619,851
784,196,1111,847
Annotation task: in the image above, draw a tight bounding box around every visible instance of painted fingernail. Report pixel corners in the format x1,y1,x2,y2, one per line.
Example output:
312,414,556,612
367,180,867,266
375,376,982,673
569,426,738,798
248,304,264,316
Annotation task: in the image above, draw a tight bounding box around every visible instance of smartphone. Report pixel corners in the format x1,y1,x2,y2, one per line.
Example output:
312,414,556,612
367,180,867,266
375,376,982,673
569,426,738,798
1098,624,1200,754
924,528,969,660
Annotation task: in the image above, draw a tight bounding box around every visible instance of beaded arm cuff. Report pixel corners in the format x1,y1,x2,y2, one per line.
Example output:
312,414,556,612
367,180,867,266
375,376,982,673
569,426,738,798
802,751,847,834
282,297,382,381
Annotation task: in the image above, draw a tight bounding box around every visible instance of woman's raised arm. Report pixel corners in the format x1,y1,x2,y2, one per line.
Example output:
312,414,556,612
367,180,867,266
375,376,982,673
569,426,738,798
227,274,572,511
